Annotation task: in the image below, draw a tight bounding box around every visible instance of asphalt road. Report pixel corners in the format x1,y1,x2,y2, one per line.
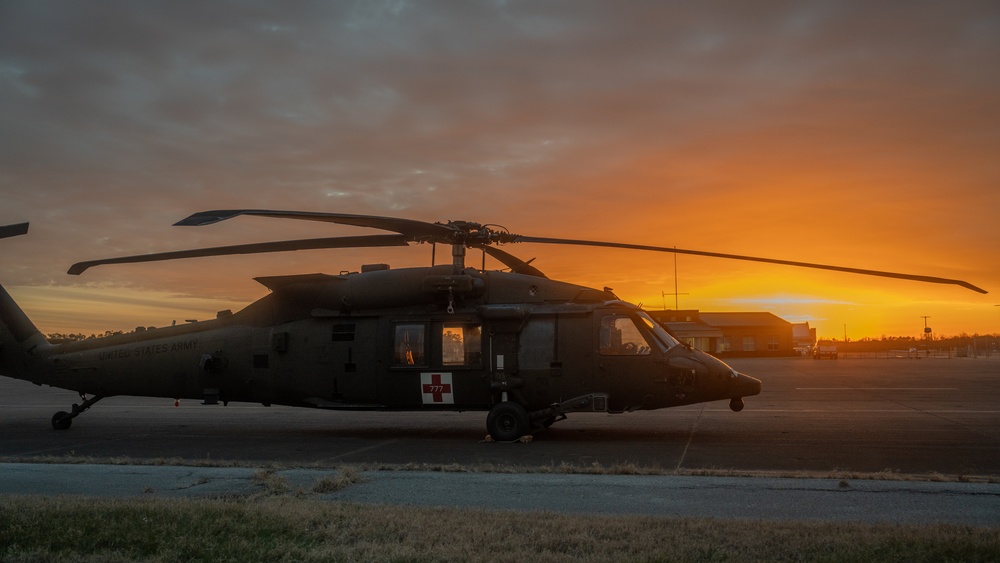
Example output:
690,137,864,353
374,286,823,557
2,357,999,476
3,463,998,526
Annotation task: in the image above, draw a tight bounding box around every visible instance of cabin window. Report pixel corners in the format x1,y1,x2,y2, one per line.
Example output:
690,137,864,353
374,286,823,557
441,323,483,366
394,323,426,366
767,336,779,351
742,336,756,352
599,315,651,356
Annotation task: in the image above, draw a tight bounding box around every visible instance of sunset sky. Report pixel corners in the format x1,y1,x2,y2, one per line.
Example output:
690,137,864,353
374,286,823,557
1,1,998,340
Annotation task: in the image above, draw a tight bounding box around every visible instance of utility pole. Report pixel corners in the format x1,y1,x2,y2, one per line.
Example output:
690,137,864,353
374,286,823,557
674,249,678,309
661,248,688,309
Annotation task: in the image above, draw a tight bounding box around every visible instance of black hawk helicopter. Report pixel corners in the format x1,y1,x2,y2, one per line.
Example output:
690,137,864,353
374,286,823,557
0,212,987,441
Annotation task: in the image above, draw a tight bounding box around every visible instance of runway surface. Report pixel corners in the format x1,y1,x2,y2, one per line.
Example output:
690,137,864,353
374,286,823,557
3,357,999,476
4,357,1000,524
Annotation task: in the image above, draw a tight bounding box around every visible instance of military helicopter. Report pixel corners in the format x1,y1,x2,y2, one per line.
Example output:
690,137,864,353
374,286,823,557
0,211,987,441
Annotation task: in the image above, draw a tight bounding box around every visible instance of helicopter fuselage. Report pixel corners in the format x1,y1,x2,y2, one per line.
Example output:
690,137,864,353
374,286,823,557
2,264,761,438
4,206,980,439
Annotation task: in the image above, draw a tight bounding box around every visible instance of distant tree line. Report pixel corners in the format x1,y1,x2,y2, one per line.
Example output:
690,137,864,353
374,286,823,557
45,328,158,343
823,333,1000,355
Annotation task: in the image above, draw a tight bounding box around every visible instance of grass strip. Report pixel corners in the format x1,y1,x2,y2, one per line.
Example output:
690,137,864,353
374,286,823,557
1,495,998,562
2,455,996,483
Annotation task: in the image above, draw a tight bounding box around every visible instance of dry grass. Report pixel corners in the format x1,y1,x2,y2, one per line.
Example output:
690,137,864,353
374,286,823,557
3,454,996,483
247,467,367,497
2,456,997,559
0,460,997,561
311,466,365,494
250,468,292,496
1,495,998,562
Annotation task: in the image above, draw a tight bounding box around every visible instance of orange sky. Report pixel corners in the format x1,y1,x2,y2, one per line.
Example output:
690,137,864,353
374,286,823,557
1,2,998,339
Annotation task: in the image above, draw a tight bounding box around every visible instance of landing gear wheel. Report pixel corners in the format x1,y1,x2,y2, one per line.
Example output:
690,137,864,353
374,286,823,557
487,401,529,442
51,411,73,430
49,394,104,430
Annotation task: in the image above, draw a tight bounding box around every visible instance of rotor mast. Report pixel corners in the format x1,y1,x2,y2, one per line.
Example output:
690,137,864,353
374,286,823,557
451,242,466,273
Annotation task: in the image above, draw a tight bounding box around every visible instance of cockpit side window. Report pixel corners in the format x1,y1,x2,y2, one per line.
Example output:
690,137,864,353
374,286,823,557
599,314,652,355
637,311,680,351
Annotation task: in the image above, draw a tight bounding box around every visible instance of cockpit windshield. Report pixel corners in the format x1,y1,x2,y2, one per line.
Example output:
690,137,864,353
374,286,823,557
637,312,680,351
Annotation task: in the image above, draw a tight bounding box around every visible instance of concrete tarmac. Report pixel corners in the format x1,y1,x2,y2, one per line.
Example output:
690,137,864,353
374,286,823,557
2,357,999,523
2,357,998,475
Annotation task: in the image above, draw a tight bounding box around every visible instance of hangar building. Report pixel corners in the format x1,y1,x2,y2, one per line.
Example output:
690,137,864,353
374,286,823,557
647,310,797,357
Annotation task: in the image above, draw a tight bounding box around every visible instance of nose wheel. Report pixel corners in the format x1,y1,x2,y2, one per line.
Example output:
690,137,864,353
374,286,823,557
51,393,104,430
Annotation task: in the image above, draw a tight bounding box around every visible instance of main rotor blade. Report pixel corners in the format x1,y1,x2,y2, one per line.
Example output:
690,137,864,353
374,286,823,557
68,234,409,275
175,209,456,241
514,236,988,294
482,246,547,278
0,223,29,239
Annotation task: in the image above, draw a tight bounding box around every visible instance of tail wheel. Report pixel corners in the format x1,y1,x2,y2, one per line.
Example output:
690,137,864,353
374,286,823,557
486,401,529,442
51,411,72,430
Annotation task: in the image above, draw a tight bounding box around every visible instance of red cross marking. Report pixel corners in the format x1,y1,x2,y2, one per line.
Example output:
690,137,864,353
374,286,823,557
422,373,452,403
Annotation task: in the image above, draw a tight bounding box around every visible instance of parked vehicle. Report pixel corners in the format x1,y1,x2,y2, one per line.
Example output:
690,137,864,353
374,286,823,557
813,340,838,359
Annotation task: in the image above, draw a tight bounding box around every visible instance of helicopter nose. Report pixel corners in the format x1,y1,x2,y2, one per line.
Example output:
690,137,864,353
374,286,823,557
734,372,762,397
727,372,761,412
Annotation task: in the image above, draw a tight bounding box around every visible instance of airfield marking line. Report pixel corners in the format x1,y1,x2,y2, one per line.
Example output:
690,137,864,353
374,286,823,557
761,409,1000,414
844,385,1000,441
675,405,705,472
795,388,960,391
321,439,400,463
704,408,1000,413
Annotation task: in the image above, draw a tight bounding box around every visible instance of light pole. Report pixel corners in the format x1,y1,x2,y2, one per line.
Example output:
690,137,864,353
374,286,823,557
921,316,932,357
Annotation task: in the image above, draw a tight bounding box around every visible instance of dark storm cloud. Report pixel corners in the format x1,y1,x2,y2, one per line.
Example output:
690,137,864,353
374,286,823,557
5,1,994,210
0,1,997,333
